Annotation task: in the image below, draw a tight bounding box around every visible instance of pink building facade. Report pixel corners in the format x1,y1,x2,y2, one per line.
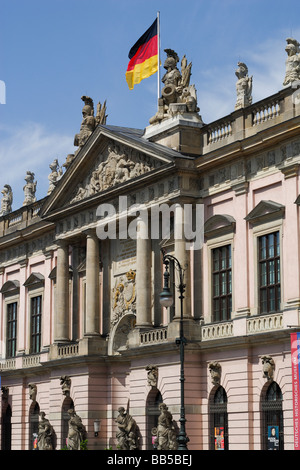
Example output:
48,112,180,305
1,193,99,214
1,75,300,450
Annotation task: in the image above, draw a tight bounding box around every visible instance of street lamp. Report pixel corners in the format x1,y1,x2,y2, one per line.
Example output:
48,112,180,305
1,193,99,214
159,248,189,450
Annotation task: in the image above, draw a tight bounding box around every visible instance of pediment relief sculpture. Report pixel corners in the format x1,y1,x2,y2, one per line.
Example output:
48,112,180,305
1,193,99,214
70,142,160,204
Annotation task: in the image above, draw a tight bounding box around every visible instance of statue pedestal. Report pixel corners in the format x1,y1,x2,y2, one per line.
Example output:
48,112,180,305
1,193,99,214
144,113,204,156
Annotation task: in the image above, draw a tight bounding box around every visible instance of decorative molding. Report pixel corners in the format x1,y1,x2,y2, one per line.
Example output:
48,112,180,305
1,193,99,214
245,200,285,224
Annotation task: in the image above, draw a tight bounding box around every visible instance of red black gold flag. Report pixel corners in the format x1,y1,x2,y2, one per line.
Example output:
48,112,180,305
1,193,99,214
126,19,158,90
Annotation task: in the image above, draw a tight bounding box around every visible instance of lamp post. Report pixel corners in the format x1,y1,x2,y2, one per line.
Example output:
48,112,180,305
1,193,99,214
159,249,189,450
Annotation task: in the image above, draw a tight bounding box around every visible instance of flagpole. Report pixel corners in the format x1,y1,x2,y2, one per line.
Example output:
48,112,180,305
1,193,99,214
157,11,161,105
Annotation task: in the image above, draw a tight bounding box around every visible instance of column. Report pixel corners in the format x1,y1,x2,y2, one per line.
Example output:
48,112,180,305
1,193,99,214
85,230,100,336
54,240,69,342
136,217,152,327
174,204,191,318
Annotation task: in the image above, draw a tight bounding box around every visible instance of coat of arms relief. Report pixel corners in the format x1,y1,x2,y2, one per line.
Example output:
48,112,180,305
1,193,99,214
70,142,161,204
111,269,136,327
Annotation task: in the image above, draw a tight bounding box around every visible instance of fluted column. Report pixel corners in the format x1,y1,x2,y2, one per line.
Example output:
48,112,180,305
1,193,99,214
136,217,152,327
85,230,100,336
174,204,191,318
55,240,70,342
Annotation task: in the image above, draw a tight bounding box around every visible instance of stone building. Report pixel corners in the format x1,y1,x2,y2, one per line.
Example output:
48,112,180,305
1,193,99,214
1,43,300,450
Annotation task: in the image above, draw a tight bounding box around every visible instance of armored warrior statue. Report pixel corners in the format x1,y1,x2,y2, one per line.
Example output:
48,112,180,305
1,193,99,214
23,171,37,206
47,158,63,195
0,184,13,216
115,406,139,450
235,62,253,109
74,96,108,154
283,37,300,86
149,49,202,125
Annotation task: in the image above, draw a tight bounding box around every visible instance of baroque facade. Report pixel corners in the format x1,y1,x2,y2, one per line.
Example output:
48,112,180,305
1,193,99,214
1,43,300,450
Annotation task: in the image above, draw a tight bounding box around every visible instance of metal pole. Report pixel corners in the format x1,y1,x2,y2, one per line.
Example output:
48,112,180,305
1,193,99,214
157,11,161,104
161,250,189,450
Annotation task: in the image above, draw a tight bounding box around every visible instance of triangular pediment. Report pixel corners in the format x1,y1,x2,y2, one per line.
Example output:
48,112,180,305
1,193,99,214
245,200,285,223
40,124,180,218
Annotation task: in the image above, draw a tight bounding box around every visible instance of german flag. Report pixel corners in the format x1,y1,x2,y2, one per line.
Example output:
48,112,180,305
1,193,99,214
126,19,158,90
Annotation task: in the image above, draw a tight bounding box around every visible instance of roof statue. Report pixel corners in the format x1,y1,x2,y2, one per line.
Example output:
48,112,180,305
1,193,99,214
0,184,13,216
23,171,37,206
47,158,63,195
283,37,300,86
149,49,202,125
235,62,253,109
74,96,108,154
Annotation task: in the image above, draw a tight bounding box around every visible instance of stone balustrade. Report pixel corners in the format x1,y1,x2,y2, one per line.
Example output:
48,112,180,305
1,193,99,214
201,321,234,341
247,312,283,334
140,327,168,345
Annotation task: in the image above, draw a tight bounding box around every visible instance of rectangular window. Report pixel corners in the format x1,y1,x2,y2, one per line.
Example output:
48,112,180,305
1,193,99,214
31,296,42,353
7,302,17,358
212,245,232,321
259,232,280,314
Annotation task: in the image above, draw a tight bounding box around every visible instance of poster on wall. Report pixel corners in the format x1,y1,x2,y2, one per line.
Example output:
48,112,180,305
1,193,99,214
267,426,279,450
214,426,224,450
291,332,300,450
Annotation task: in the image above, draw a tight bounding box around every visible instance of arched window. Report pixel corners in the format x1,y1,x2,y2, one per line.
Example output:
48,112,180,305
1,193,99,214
146,389,163,450
209,386,228,450
261,381,284,450
29,401,40,450
1,404,12,450
61,396,74,449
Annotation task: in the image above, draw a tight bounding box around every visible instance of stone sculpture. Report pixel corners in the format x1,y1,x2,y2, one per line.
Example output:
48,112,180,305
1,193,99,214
152,403,178,450
23,171,37,206
47,159,63,195
37,412,54,450
149,49,202,125
146,365,158,388
67,409,86,450
74,96,107,154
28,383,37,401
208,361,221,386
70,143,157,203
111,270,136,326
115,406,139,450
283,38,300,86
0,184,13,216
60,375,71,396
235,62,252,109
261,355,275,381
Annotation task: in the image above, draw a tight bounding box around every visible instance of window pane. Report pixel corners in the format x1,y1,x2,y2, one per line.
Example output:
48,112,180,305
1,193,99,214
212,245,232,322
259,232,280,314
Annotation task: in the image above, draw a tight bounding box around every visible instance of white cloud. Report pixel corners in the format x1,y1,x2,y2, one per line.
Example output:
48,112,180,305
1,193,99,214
0,122,75,210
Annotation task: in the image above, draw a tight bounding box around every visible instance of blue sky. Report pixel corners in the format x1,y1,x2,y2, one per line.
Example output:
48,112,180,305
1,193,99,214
1,0,300,209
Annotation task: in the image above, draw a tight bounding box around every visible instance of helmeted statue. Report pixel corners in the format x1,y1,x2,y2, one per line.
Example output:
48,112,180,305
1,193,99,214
283,37,300,86
115,406,139,450
74,96,107,154
149,49,202,125
235,62,252,109
23,171,37,206
0,184,13,216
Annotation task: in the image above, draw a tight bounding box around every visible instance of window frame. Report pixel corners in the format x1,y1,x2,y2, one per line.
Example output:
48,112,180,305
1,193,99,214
27,287,44,355
258,231,281,314
252,219,283,316
6,300,18,359
212,244,232,322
